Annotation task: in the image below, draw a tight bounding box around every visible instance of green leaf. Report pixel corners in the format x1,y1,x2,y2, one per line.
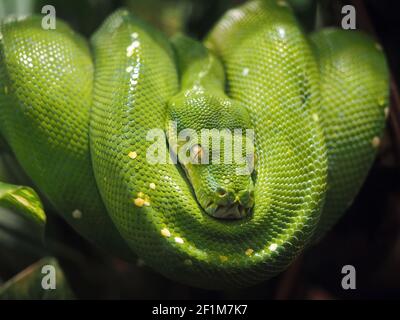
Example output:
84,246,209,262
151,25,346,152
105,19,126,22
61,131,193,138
0,257,75,300
0,182,45,229
0,182,47,275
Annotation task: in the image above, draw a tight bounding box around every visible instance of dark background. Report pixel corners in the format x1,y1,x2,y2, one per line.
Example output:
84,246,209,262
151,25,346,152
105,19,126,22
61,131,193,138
0,0,399,299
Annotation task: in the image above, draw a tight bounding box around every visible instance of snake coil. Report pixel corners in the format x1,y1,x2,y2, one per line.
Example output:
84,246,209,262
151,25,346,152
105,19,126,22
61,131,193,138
0,0,389,289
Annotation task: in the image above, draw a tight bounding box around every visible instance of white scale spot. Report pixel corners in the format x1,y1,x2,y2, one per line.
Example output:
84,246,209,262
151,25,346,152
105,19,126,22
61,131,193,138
143,200,150,207
134,198,145,207
242,68,249,76
131,32,139,39
269,243,278,251
174,237,184,244
72,209,82,219
312,113,319,122
128,151,137,159
245,248,254,256
131,41,140,48
126,41,140,57
384,107,389,119
149,183,156,190
229,9,244,20
161,228,171,237
127,47,134,57
0,32,3,41
126,66,133,73
372,136,380,148
277,27,286,38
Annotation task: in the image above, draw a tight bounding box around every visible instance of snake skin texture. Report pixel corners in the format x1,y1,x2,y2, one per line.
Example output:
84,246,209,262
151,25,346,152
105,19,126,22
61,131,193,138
0,0,389,289
310,29,389,238
0,16,132,259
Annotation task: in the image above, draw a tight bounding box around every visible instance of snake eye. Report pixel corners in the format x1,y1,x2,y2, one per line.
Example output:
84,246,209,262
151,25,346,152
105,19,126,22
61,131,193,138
216,187,227,197
190,144,204,164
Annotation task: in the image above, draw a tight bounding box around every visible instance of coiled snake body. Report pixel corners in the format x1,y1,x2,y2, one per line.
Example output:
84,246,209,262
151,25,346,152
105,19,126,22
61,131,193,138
0,0,389,289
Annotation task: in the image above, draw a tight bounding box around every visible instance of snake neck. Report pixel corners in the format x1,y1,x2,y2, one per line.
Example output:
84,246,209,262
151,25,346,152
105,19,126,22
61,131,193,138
166,34,256,220
170,34,225,94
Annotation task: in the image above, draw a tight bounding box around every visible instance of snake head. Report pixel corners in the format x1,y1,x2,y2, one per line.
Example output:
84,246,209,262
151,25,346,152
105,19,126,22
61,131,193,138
179,149,256,220
167,91,256,220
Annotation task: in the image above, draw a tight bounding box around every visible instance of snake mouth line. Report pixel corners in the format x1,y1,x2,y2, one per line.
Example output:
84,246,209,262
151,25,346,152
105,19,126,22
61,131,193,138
205,201,252,220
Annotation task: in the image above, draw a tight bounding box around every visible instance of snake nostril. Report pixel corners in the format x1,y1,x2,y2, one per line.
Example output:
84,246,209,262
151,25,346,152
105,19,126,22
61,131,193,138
237,189,254,207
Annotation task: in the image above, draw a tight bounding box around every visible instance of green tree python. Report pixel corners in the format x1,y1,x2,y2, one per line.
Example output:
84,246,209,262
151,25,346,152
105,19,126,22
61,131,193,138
0,0,389,289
